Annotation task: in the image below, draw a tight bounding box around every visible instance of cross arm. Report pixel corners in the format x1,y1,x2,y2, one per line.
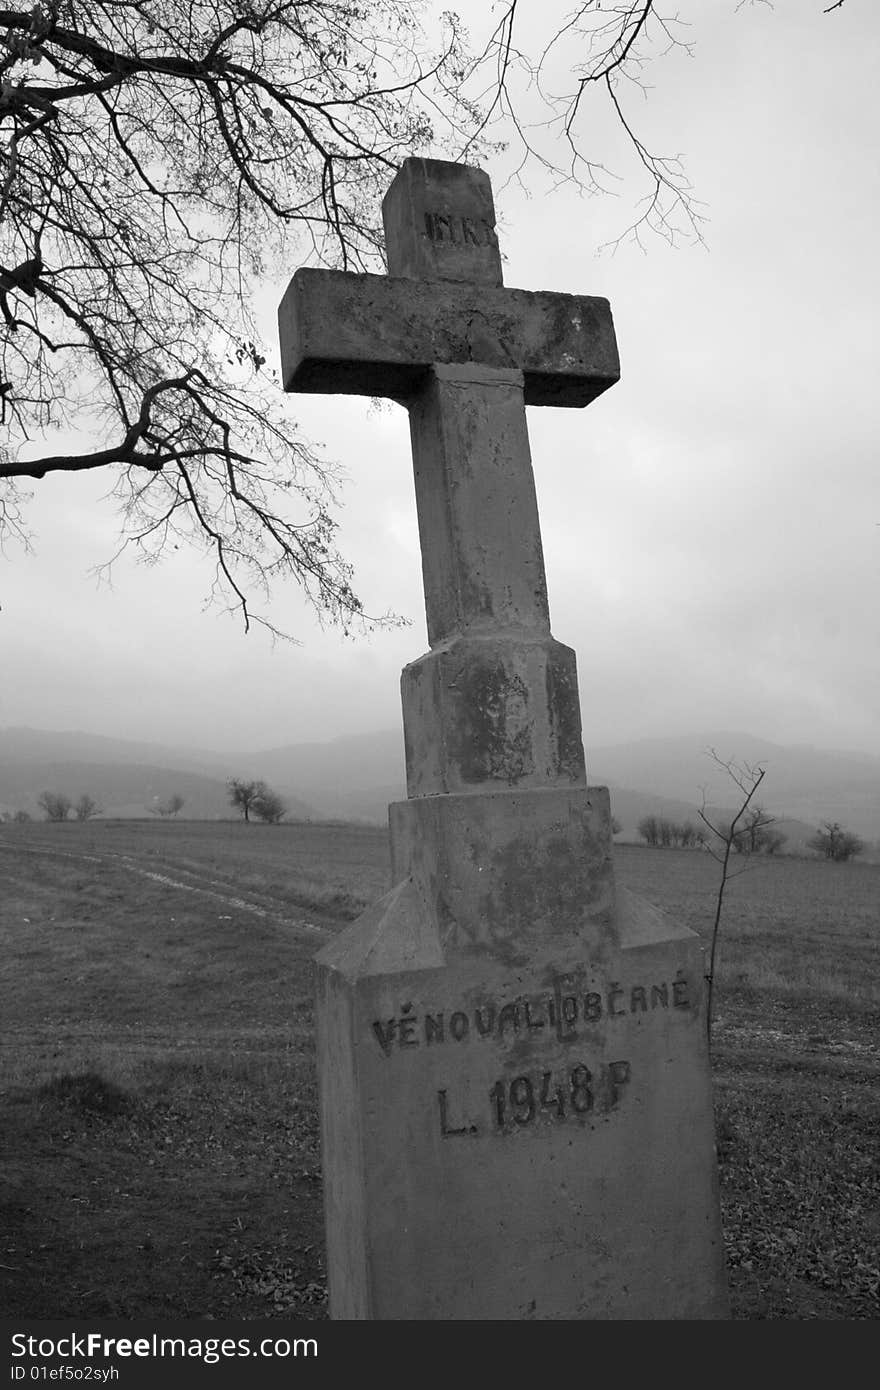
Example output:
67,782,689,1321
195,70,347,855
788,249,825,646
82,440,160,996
278,268,620,408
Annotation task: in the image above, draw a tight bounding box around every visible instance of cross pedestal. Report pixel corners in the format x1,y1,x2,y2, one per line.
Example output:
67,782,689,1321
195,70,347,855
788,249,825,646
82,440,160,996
279,159,728,1320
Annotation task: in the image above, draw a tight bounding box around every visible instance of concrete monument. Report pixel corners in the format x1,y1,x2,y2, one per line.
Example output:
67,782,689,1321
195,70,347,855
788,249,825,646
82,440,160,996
279,158,729,1320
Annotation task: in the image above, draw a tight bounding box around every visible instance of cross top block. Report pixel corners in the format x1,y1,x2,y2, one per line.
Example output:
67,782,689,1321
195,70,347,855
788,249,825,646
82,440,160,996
382,158,504,286
279,158,619,409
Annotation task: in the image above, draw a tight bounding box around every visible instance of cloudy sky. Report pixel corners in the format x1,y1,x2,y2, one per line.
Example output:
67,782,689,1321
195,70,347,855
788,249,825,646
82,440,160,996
3,2,878,757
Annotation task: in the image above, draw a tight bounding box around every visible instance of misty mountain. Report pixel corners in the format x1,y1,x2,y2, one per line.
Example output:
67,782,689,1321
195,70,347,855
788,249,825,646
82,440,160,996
247,727,878,841
0,738,315,822
0,726,401,821
242,730,405,822
1,726,877,844
0,726,231,778
589,731,880,841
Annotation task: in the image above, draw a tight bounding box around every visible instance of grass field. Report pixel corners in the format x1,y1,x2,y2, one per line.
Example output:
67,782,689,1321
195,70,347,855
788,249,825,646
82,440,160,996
1,819,877,1320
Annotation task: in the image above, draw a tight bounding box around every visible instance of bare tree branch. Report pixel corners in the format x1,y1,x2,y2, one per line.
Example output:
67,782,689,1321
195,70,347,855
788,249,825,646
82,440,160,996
0,2,854,632
698,749,767,1045
1,1,489,633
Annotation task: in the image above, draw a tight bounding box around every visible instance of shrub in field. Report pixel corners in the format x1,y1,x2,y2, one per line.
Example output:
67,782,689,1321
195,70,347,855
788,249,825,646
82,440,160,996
638,815,704,849
808,821,865,863
253,788,287,825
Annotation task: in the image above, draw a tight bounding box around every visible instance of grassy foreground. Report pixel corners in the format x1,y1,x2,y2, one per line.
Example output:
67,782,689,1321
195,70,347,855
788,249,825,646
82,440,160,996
1,820,877,1320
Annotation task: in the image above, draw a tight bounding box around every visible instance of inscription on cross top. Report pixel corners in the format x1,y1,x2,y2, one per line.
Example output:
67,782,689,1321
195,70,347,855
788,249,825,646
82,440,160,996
422,209,496,249
278,158,728,1322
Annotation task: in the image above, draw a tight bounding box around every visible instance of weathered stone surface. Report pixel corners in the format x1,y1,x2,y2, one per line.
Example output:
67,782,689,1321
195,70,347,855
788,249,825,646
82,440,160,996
315,788,728,1319
278,268,620,407
282,156,727,1321
408,364,549,644
382,156,504,287
401,634,585,796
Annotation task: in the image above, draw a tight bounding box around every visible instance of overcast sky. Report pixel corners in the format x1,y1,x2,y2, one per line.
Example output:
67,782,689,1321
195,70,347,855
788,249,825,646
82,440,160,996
3,2,878,757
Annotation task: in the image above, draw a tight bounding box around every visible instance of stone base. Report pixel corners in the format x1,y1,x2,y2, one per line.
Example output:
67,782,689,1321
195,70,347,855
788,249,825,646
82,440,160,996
314,786,729,1319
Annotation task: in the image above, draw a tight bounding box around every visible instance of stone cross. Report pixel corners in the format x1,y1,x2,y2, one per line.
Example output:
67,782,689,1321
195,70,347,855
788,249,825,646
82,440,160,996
279,159,728,1321
279,159,618,801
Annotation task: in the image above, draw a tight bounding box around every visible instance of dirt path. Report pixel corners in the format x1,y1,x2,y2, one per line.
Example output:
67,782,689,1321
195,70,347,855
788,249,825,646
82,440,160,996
0,837,332,943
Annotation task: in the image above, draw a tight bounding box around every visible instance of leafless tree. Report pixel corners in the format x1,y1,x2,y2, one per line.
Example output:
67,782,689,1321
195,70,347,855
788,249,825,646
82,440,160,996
150,792,185,817
637,814,659,846
227,776,272,822
697,751,767,1045
74,792,101,820
466,0,707,254
657,816,674,847
0,1,482,636
678,820,698,848
37,789,71,820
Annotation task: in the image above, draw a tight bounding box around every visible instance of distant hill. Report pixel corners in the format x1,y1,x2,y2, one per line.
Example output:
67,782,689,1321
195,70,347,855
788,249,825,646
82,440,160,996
0,735,315,822
243,730,405,823
0,726,230,777
590,731,880,843
1,725,877,848
245,726,878,844
0,726,400,823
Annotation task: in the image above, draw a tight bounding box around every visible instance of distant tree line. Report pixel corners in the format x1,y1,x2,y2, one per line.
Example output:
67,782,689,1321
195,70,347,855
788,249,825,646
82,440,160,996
637,807,787,855
0,791,186,822
0,777,297,826
634,809,868,861
37,792,102,822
